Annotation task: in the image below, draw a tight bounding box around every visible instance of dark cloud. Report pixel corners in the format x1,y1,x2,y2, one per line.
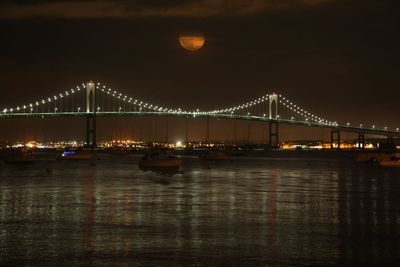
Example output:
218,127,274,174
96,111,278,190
0,0,332,19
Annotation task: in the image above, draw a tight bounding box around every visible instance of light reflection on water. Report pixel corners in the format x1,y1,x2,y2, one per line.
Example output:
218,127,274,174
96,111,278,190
0,157,399,266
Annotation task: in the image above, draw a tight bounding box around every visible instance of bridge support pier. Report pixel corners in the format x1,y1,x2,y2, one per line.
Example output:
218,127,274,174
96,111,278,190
184,117,190,145
268,122,279,147
206,117,210,144
330,130,341,149
86,114,96,149
358,133,365,149
165,117,169,144
387,135,394,145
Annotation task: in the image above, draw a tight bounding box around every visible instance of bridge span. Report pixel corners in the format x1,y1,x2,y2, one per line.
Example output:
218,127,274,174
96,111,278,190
1,82,399,148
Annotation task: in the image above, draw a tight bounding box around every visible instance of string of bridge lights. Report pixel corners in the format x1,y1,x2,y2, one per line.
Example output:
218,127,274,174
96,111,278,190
0,82,398,132
102,86,272,116
208,95,270,114
0,82,340,124
98,84,274,117
98,86,396,132
1,84,84,113
278,95,336,126
97,84,195,114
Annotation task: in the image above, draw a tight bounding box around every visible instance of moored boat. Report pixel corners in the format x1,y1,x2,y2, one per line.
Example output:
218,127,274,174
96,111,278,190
61,149,94,160
355,152,399,163
380,156,400,167
3,150,35,164
109,148,130,156
139,151,183,168
380,160,400,167
200,151,230,161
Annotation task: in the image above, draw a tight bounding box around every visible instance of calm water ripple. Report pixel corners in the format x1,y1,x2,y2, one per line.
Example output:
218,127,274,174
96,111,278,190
0,156,399,266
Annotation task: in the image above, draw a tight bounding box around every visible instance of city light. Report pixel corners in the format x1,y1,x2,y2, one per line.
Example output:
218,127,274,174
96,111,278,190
176,141,183,147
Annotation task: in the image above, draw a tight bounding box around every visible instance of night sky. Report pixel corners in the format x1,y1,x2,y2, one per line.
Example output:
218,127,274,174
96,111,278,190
0,0,399,142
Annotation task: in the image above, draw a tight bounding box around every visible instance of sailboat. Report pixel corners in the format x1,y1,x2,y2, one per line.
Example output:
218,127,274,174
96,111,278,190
139,150,183,168
3,149,35,164
200,150,230,161
61,149,94,160
380,154,400,167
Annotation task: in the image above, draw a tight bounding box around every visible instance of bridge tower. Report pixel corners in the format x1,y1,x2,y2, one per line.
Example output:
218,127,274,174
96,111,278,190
268,93,279,147
86,81,96,149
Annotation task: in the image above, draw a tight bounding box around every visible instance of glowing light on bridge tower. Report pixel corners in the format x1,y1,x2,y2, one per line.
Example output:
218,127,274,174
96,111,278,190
86,82,95,113
269,93,278,119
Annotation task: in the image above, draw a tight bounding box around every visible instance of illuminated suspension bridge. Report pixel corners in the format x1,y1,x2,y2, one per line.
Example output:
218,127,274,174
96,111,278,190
1,82,399,148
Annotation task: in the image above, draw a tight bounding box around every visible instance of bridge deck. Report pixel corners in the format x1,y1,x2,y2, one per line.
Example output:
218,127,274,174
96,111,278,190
1,111,399,137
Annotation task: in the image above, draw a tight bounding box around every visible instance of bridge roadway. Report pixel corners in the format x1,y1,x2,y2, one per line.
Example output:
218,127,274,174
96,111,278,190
1,111,399,137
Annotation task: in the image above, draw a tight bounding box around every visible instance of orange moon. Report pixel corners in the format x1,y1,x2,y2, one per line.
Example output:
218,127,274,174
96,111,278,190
179,35,205,51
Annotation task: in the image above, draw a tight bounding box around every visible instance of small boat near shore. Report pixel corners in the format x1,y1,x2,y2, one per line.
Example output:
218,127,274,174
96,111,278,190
60,149,94,160
139,151,183,168
110,149,130,156
355,152,400,163
380,160,400,167
200,151,230,161
3,150,35,164
104,147,130,156
380,156,400,167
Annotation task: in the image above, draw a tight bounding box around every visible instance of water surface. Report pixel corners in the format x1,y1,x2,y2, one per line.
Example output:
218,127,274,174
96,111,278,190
1,156,399,266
